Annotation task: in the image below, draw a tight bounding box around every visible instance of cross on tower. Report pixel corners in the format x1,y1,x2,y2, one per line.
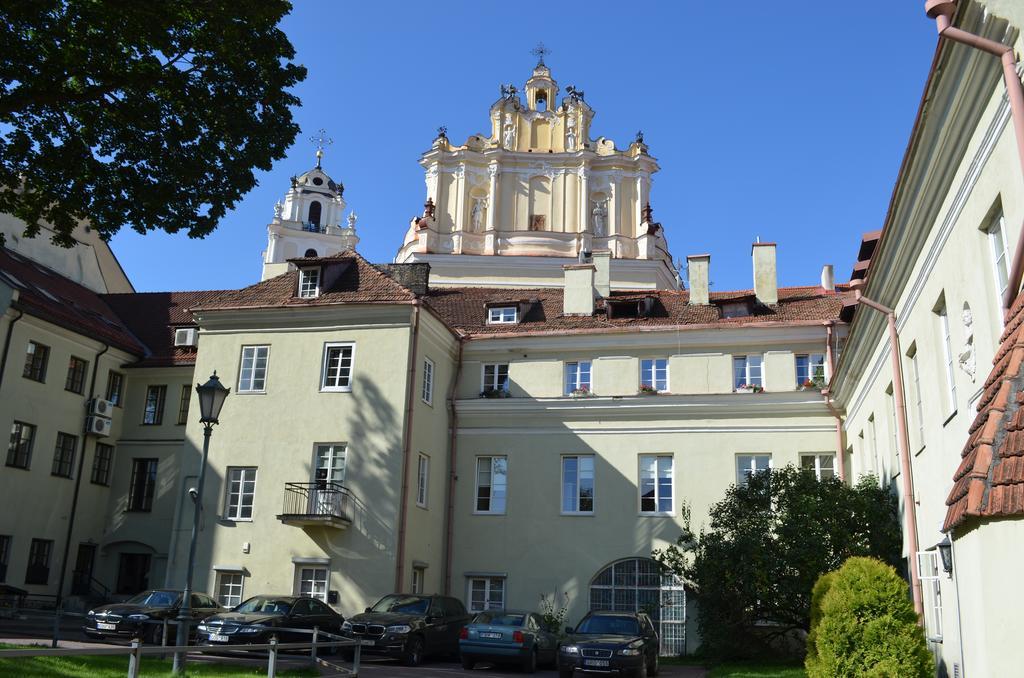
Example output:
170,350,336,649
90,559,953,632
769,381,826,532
309,128,333,168
531,42,551,66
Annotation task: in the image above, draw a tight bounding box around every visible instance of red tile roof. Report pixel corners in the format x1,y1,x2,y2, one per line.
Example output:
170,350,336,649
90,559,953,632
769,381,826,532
0,248,146,355
945,292,1024,531
102,290,232,367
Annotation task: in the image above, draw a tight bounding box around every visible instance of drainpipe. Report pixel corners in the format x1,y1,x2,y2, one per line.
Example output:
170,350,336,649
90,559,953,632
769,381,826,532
52,341,108,646
848,279,923,619
0,307,24,391
823,322,846,483
925,1,1024,311
394,301,422,592
442,336,466,595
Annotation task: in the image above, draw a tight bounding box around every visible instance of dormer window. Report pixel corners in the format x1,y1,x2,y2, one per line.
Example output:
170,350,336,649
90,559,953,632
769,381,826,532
487,306,518,324
298,268,321,298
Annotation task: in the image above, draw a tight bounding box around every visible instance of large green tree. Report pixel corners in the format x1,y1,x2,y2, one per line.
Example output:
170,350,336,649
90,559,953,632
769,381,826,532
653,466,902,659
0,1,306,246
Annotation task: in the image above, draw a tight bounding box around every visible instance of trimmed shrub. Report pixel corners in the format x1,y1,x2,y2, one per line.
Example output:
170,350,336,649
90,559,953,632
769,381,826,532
805,570,836,665
806,557,932,678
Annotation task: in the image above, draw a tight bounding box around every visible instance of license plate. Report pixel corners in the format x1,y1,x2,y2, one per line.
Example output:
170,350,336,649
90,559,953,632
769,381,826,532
584,659,610,667
480,632,502,639
97,623,116,630
360,639,375,646
209,634,229,643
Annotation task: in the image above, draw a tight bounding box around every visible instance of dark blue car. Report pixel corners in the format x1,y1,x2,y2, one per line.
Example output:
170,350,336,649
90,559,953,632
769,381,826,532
459,609,558,672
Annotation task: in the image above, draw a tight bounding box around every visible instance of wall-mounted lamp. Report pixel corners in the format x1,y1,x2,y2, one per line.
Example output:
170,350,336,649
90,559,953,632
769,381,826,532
936,535,953,574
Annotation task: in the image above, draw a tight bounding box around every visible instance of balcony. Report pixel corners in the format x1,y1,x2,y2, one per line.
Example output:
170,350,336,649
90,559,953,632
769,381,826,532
277,482,353,530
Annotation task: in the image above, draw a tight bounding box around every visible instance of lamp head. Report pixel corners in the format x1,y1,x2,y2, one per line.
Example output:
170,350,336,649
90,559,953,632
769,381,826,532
196,371,230,424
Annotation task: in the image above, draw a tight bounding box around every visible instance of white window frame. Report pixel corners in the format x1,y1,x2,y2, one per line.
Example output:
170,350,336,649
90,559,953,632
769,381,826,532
886,384,898,475
640,358,669,393
487,306,518,324
216,571,245,609
735,454,772,486
936,301,957,416
795,353,826,387
800,453,836,481
638,454,674,515
910,348,926,451
868,414,880,476
467,576,505,612
421,358,434,405
416,453,429,508
733,355,764,390
561,454,595,515
295,565,329,602
474,456,508,515
986,209,1010,316
412,567,425,594
298,268,321,298
238,345,270,393
321,342,355,392
482,363,510,393
313,443,347,484
917,551,943,641
224,467,257,521
564,360,592,395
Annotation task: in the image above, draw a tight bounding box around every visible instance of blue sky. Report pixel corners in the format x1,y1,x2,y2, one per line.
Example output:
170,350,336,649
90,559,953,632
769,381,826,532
110,1,940,293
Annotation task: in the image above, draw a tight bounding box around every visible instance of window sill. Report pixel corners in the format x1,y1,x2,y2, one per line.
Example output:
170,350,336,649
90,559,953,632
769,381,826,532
638,512,675,518
320,387,353,394
141,423,163,427
416,502,428,510
560,511,594,517
4,464,30,471
50,473,72,480
472,511,506,516
90,481,111,488
236,390,267,395
22,376,46,383
221,517,253,523
942,410,958,427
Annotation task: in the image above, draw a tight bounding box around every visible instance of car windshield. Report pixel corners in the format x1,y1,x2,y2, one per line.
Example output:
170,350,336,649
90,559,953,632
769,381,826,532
575,615,639,636
125,591,179,608
370,595,430,615
474,612,525,626
233,597,292,615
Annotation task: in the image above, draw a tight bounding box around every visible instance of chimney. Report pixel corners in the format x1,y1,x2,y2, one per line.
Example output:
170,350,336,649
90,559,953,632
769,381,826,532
592,250,611,298
563,263,596,316
752,242,778,305
820,264,835,293
686,254,710,305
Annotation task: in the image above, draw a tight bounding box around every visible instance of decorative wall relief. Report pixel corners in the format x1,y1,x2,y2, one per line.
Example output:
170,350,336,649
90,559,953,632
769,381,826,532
958,302,976,382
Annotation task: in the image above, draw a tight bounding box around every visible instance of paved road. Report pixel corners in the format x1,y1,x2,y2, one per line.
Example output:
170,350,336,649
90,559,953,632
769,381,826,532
323,657,707,677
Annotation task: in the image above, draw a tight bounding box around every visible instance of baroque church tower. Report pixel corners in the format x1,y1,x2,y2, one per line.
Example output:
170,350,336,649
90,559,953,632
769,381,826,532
395,54,678,290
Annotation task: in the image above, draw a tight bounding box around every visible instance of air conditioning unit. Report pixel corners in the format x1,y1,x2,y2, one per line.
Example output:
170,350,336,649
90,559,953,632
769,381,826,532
174,327,198,347
86,416,113,438
88,398,114,417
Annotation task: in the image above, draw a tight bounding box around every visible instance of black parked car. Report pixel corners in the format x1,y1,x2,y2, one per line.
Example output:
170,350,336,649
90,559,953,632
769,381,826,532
196,595,344,646
340,593,471,666
557,611,660,678
83,590,223,643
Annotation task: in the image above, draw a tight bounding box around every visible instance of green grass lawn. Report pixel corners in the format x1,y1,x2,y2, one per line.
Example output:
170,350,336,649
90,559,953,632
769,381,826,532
0,651,319,677
706,662,807,677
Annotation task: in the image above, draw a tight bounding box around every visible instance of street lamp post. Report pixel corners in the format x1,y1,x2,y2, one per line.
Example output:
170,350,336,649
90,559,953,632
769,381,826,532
172,372,229,674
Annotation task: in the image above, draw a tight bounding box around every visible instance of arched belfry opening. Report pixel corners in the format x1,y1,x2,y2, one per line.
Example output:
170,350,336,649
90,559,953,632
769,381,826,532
308,200,322,226
304,248,318,257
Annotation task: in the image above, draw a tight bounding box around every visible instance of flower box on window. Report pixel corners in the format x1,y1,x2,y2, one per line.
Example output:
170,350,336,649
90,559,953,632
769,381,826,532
571,385,594,398
638,384,658,395
480,388,511,399
736,383,764,394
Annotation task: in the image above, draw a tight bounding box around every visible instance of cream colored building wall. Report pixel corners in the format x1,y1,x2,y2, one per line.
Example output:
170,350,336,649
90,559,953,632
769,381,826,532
164,306,415,615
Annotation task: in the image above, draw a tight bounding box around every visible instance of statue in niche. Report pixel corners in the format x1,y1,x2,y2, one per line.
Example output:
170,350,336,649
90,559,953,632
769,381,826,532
471,197,487,232
592,200,607,237
503,113,517,150
566,115,577,151
958,303,976,382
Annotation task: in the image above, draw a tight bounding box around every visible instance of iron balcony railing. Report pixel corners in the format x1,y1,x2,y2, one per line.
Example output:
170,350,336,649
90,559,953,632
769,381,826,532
279,482,353,525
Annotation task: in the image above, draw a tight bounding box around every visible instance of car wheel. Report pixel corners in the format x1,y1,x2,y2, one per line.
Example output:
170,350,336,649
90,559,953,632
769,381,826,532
403,635,424,667
648,652,659,676
522,647,538,673
461,655,475,670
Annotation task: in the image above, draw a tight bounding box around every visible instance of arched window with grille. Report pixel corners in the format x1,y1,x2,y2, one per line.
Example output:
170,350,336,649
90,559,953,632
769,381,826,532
589,558,687,656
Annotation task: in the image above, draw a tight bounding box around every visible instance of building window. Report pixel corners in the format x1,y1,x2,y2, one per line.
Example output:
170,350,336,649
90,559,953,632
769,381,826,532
482,363,510,394
308,200,322,227
177,385,191,425
987,209,1010,313
733,355,763,390
6,421,35,469
795,354,826,388
0,535,9,582
487,306,518,324
296,566,328,602
127,459,158,512
65,356,88,394
909,347,926,450
639,455,673,514
640,359,668,393
22,341,49,382
917,551,943,641
868,414,880,476
800,453,835,481
142,385,166,425
298,268,321,298
468,576,505,612
52,432,77,478
562,455,595,514
589,559,687,656
92,443,114,486
735,454,771,486
238,346,269,393
216,572,244,609
564,361,592,395
416,454,429,508
106,371,124,406
886,385,898,473
25,538,52,585
321,343,354,392
421,358,434,405
936,300,957,415
475,456,508,514
314,444,347,483
412,567,425,594
224,467,257,520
